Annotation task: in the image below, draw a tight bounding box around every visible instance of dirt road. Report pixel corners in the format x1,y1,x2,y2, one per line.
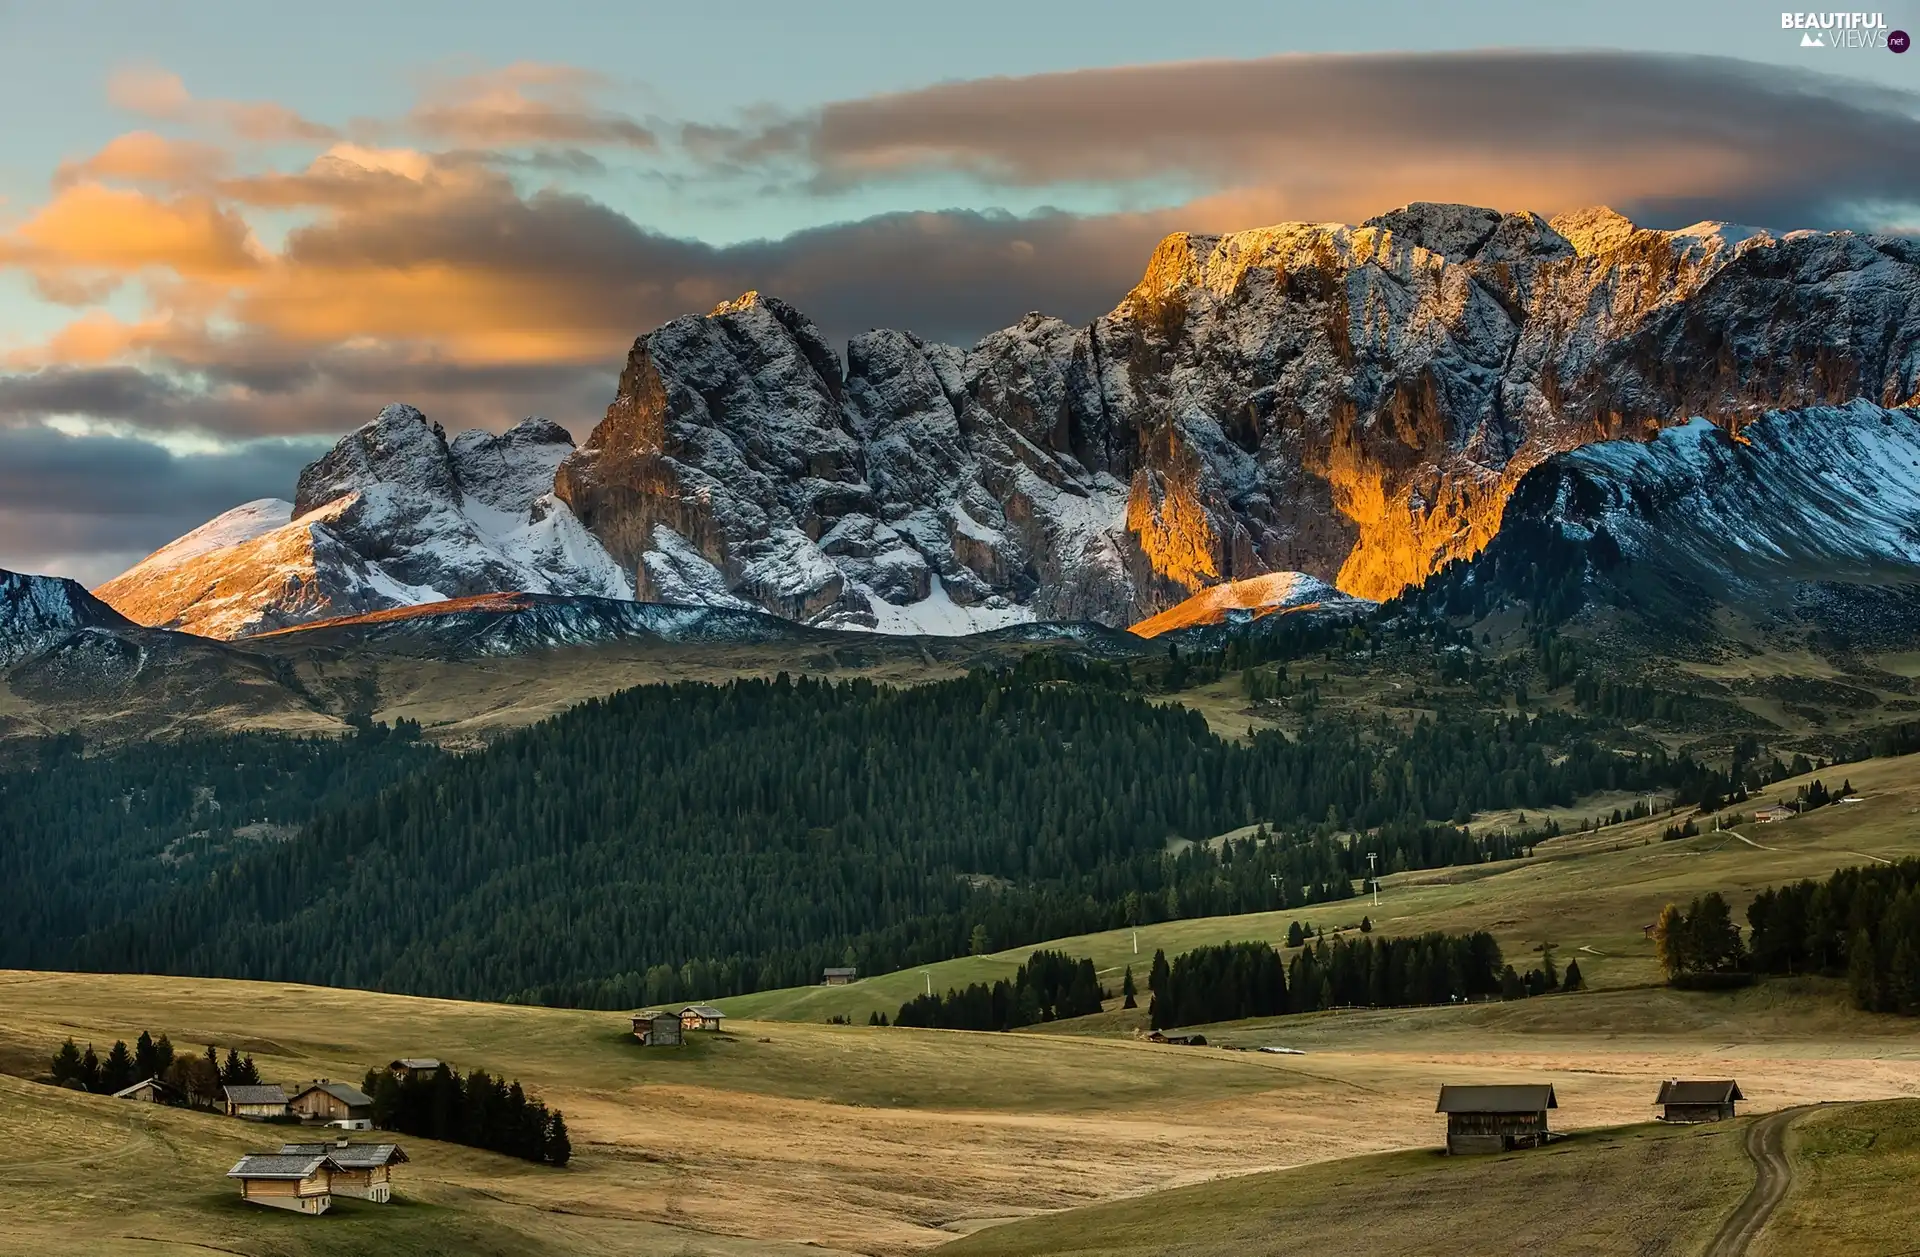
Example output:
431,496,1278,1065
1704,1105,1818,1257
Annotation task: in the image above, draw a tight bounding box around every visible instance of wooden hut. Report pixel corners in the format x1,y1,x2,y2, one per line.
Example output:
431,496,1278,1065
680,1005,726,1032
226,1152,337,1213
387,1058,444,1081
223,1083,291,1120
632,1011,684,1046
112,1076,177,1104
288,1080,374,1129
823,967,859,986
1655,1079,1743,1123
280,1141,408,1202
1435,1084,1558,1154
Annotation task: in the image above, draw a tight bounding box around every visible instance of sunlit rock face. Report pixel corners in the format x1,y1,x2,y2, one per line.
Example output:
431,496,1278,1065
559,205,1920,624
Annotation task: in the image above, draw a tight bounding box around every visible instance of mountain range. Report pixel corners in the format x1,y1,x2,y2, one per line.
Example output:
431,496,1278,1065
78,202,1920,641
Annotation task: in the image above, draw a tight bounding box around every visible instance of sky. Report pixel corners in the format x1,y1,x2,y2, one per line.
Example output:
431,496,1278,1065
2,0,1918,584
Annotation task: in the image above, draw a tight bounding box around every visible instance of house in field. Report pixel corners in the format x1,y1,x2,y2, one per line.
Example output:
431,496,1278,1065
680,1005,725,1032
223,1083,291,1120
227,1152,338,1213
1435,1084,1558,1154
631,1011,684,1046
387,1058,444,1081
289,1080,374,1130
112,1077,177,1104
1656,1079,1743,1123
1754,804,1798,823
823,967,859,986
280,1140,408,1202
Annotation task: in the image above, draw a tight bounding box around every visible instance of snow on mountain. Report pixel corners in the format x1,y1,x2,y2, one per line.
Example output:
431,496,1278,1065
0,569,138,667
1528,401,1920,590
1127,571,1371,638
98,405,632,637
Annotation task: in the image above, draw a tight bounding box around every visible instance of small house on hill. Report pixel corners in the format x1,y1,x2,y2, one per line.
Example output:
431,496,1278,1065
289,1080,373,1129
227,1152,337,1213
681,1005,725,1032
1436,1084,1558,1154
387,1058,444,1081
223,1084,290,1120
823,967,859,985
280,1140,408,1202
1656,1079,1743,1123
1754,804,1797,823
112,1077,176,1104
632,1011,683,1046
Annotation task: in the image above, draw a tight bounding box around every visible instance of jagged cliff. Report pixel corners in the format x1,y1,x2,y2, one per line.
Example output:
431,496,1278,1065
99,204,1920,636
553,204,1920,627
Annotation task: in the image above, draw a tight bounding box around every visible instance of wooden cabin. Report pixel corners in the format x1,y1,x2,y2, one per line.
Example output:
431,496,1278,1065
1435,1084,1558,1154
387,1058,444,1081
226,1152,336,1213
1754,804,1797,823
1656,1079,1743,1123
112,1076,176,1104
289,1080,374,1129
223,1084,291,1120
823,967,859,986
680,1005,726,1032
632,1011,684,1046
280,1141,408,1202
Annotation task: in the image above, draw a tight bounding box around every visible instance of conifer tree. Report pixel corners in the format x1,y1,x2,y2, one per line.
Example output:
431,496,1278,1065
1121,966,1137,1010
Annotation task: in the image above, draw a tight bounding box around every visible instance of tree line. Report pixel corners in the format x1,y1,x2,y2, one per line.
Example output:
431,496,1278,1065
46,1031,262,1107
361,1063,570,1166
1146,930,1518,1029
1748,858,1920,1015
891,948,1106,1031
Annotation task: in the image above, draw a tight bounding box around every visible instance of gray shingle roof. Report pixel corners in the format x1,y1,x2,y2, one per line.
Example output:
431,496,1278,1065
223,1084,290,1105
279,1142,408,1168
294,1081,372,1107
227,1153,330,1180
1436,1084,1559,1113
1656,1079,1743,1105
112,1076,171,1099
681,1005,725,1019
389,1058,442,1071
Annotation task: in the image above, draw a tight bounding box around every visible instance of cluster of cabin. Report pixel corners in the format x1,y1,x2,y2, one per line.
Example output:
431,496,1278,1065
1437,1078,1743,1153
631,1005,727,1046
225,1139,410,1213
217,1078,376,1129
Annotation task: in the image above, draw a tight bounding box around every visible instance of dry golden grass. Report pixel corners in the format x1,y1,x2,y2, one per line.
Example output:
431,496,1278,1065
1755,1099,1920,1256
3,965,1916,1256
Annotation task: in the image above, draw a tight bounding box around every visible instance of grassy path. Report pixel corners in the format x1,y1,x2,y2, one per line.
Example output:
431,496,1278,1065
1707,1106,1817,1257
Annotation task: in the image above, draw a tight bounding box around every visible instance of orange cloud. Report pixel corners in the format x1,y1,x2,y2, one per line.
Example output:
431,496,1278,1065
54,131,232,189
4,183,262,282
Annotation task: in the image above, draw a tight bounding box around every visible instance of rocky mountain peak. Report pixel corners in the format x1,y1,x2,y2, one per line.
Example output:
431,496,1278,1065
293,401,456,519
1,569,135,667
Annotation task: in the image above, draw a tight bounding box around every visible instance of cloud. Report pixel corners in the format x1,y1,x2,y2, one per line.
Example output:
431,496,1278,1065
402,62,656,149
0,422,327,583
0,182,262,302
719,51,1920,231
106,64,338,142
53,131,232,189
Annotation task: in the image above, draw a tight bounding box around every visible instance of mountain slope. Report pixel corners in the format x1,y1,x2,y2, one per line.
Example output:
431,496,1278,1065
1423,401,1920,643
0,569,138,667
97,407,630,637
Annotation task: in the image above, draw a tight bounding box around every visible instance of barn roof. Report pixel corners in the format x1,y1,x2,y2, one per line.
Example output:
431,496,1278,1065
682,1005,725,1019
227,1153,331,1180
280,1142,409,1168
1435,1084,1558,1113
293,1080,373,1107
112,1076,172,1099
222,1084,289,1105
823,967,858,975
1656,1079,1743,1105
389,1057,442,1071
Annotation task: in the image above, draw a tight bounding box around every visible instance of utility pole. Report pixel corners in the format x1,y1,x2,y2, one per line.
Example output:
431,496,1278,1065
1366,852,1379,907
1132,929,1138,956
